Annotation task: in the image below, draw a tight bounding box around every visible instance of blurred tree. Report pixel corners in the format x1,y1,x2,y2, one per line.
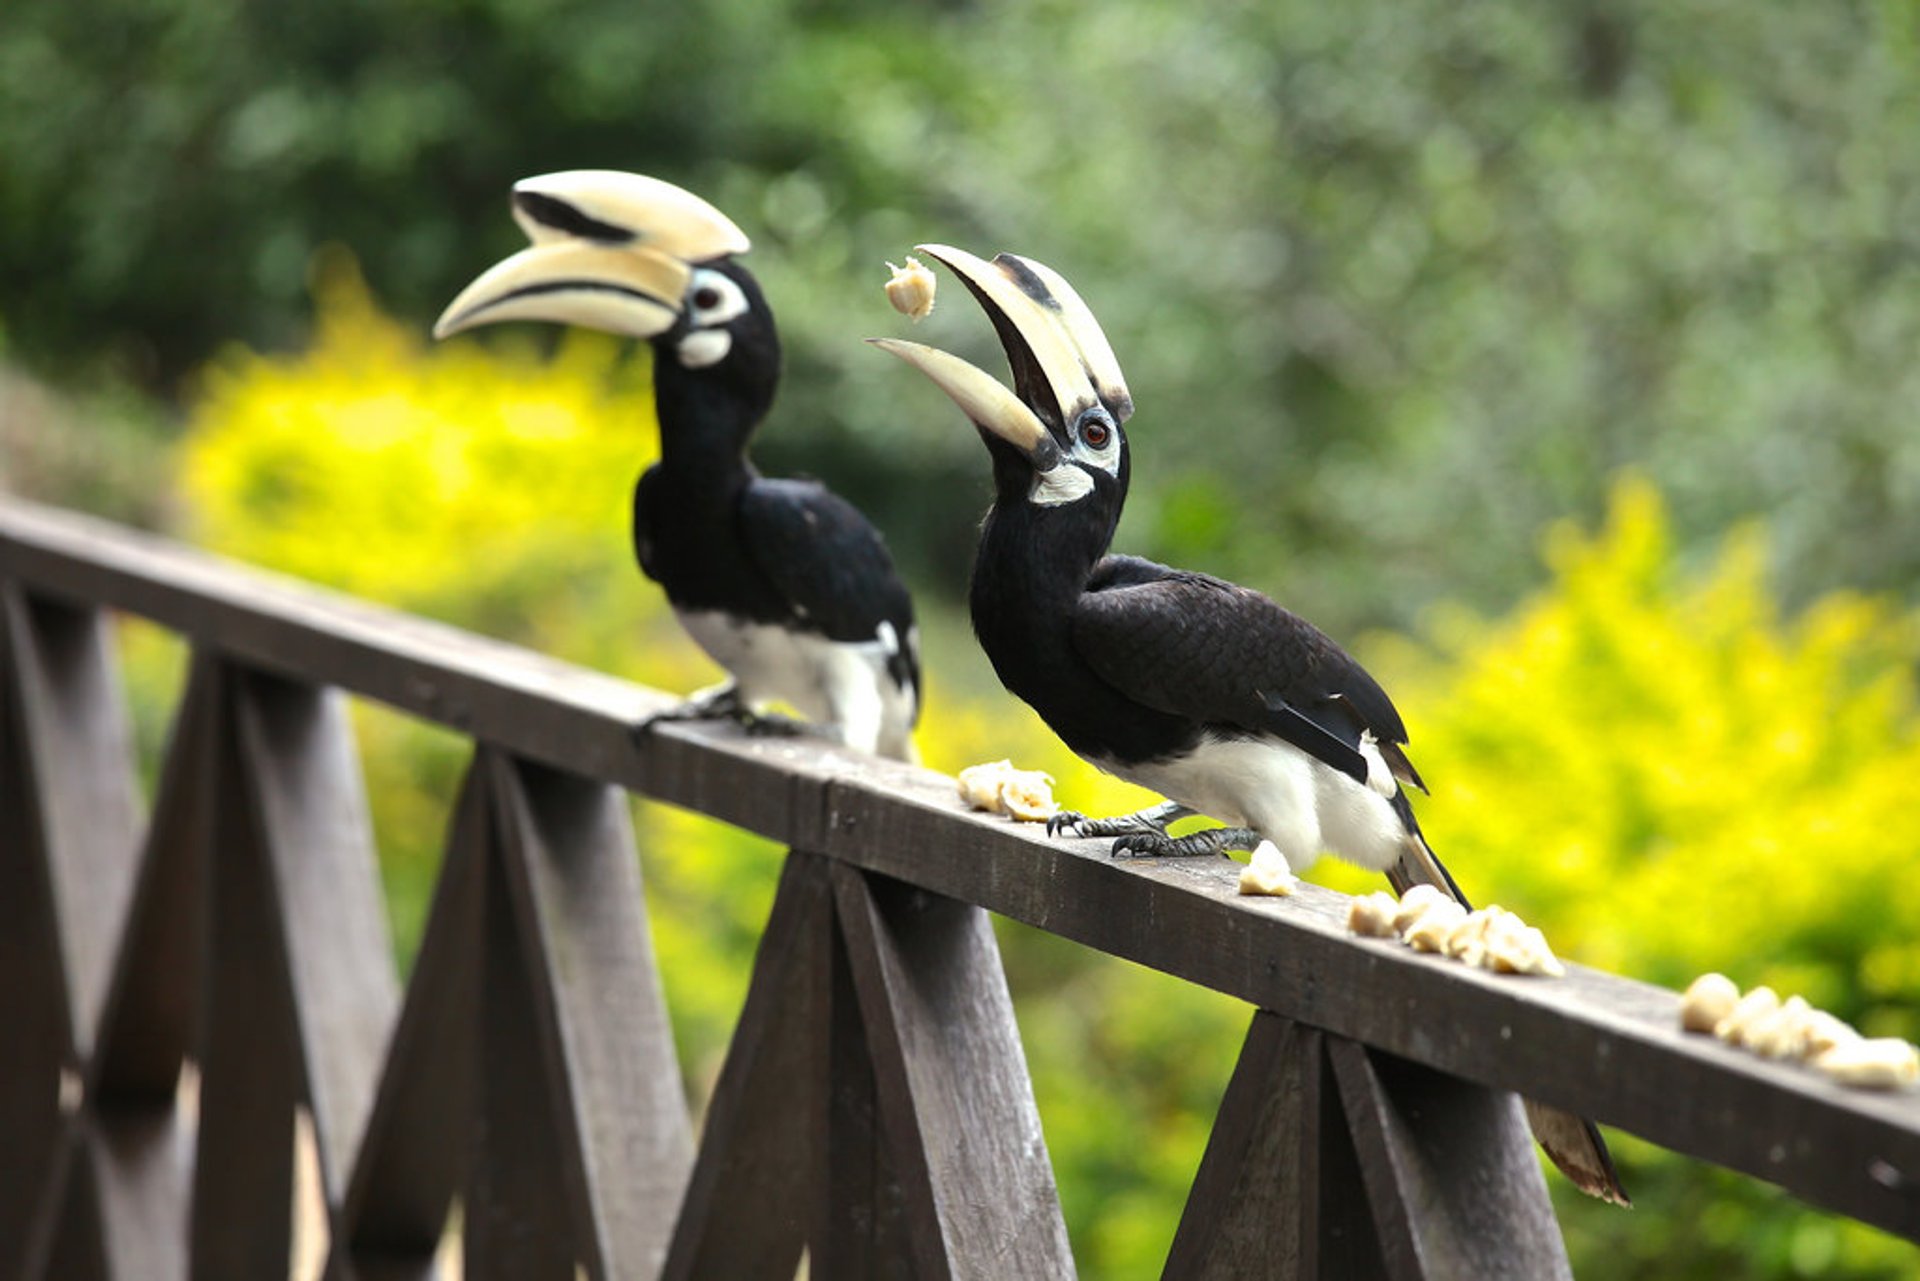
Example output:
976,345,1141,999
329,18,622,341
7,0,1920,624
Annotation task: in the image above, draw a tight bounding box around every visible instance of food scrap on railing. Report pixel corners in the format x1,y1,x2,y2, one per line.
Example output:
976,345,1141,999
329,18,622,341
1680,972,1919,1091
1235,841,1298,897
1345,885,1566,977
956,759,1058,821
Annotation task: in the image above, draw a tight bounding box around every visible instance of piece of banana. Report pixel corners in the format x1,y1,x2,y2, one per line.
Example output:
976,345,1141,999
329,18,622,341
1237,841,1299,897
955,759,1058,821
885,257,937,321
1680,972,1741,1033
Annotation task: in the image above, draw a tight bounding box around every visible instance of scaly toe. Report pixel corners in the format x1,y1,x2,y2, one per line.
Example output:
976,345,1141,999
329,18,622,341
1110,832,1174,859
742,713,806,739
1047,810,1093,839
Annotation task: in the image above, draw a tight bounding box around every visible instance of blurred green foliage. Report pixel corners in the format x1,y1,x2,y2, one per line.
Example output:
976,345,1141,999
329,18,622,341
7,0,1920,627
158,279,1918,1278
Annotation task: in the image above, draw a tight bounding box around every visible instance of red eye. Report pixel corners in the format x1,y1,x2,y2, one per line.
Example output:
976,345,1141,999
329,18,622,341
1082,420,1111,449
692,286,722,311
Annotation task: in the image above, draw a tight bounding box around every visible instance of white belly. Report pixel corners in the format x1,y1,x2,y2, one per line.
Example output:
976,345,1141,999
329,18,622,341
1099,734,1406,874
675,609,917,759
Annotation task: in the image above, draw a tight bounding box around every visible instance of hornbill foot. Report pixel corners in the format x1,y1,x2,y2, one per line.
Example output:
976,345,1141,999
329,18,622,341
1111,826,1262,860
632,684,749,743
1046,800,1194,841
739,710,807,738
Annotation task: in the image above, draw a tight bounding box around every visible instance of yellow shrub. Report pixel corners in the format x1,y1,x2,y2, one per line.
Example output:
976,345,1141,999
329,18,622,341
185,251,686,671
1374,478,1920,1040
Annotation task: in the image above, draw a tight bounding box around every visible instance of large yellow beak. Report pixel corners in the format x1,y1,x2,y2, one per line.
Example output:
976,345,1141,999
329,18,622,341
433,241,688,339
868,338,1058,465
433,169,753,340
872,247,1129,463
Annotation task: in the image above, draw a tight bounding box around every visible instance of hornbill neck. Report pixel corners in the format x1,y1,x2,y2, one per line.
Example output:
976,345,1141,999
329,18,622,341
649,326,780,486
968,482,1125,740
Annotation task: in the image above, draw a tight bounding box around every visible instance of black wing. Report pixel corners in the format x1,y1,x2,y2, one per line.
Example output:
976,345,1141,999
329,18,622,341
737,477,921,702
1071,556,1422,790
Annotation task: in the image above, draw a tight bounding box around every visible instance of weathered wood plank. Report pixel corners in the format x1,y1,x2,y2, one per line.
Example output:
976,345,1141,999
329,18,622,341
28,1111,197,1281
464,800,579,1281
235,669,399,1205
335,762,486,1271
0,592,76,1281
39,655,221,1281
660,852,828,1281
1329,1039,1570,1281
1163,1013,1382,1280
90,652,215,1104
189,663,301,1279
7,499,1920,1238
0,586,144,1055
816,908,918,1281
819,769,1920,1239
831,864,1076,1280
487,751,694,1280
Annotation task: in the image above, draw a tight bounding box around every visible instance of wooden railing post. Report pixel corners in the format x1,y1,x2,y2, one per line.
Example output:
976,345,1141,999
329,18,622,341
183,662,400,1279
827,864,1076,1279
0,585,144,1280
9,501,1920,1276
333,747,693,1281
664,851,1075,1279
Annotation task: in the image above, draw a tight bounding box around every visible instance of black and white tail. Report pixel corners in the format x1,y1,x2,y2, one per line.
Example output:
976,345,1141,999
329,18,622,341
1388,798,1631,1207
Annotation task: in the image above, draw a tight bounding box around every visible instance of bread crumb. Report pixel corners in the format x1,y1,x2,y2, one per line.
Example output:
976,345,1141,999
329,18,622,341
885,257,937,321
1347,891,1400,937
955,759,1058,821
1680,973,1741,1034
1237,841,1299,897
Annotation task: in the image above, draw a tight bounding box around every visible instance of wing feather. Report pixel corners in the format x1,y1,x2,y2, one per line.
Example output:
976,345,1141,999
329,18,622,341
1071,556,1416,787
736,478,921,701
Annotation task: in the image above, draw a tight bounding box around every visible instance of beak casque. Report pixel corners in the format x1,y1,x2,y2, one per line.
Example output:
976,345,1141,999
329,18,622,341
434,170,753,340
872,246,1129,463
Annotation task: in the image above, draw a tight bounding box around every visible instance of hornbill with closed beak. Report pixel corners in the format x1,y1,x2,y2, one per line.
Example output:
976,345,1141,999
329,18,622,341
437,171,920,760
872,245,1627,1204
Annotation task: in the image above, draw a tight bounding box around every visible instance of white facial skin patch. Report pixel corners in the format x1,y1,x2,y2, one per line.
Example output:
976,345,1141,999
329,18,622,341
1030,463,1095,506
677,328,732,368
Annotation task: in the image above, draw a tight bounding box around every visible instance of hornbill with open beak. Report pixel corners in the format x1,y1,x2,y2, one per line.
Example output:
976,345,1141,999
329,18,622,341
872,245,1628,1204
437,171,920,760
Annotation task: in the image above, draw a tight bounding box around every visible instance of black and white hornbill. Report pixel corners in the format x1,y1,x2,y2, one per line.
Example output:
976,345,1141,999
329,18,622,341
872,245,1628,1205
436,171,920,760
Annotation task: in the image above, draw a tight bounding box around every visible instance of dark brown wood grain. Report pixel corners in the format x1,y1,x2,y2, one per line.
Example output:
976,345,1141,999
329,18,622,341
464,803,580,1281
1164,1013,1384,1280
487,751,694,1279
0,590,75,1281
47,655,217,1281
660,852,827,1281
1329,1039,1571,1280
189,664,301,1279
831,865,1077,1280
817,898,920,1280
233,668,399,1203
8,496,1920,1246
335,760,486,1270
33,1114,194,1281
0,587,144,1056
89,652,215,1104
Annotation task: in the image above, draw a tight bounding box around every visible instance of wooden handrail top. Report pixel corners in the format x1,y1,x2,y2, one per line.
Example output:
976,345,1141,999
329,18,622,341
4,494,1918,1236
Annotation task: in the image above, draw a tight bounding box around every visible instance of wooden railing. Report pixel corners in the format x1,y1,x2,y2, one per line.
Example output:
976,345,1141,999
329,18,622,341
2,495,1917,1280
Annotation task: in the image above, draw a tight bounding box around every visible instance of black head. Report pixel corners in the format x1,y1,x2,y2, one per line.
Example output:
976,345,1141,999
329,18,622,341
872,245,1134,539
434,170,786,443
651,255,782,430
